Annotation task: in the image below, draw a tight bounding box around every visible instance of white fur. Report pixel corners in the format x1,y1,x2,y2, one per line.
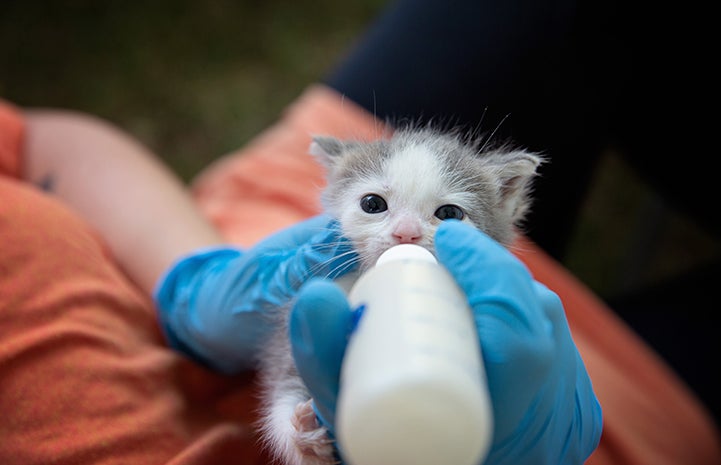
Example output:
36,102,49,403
261,385,335,465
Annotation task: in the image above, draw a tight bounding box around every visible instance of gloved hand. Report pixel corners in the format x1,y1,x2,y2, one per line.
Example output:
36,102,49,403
290,220,602,464
154,215,357,374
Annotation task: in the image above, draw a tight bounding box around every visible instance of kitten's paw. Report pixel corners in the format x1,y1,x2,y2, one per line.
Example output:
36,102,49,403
291,399,338,465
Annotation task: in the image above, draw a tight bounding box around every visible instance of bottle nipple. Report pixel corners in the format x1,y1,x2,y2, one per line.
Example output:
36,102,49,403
375,243,437,266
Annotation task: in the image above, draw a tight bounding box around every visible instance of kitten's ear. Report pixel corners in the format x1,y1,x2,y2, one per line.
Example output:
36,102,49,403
309,136,345,168
486,149,544,221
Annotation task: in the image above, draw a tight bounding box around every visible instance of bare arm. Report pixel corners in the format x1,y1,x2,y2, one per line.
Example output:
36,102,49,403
22,109,223,295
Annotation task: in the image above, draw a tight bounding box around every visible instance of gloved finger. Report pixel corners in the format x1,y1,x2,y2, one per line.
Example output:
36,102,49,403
532,281,566,326
531,281,604,452
532,280,587,370
434,220,555,432
289,279,354,434
434,220,549,338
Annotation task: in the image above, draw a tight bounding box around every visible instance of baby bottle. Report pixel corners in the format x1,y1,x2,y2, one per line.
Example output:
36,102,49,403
336,244,493,465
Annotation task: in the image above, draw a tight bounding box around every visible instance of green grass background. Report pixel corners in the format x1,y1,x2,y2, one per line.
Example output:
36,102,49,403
2,0,718,300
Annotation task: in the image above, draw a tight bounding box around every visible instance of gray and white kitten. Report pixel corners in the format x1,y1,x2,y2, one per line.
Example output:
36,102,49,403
257,127,542,465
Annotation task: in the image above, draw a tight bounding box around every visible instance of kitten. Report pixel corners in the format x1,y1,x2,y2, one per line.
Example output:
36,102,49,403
257,126,542,465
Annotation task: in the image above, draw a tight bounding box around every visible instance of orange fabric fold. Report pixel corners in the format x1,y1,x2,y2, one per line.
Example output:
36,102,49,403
1,103,268,465
0,99,24,178
513,238,721,465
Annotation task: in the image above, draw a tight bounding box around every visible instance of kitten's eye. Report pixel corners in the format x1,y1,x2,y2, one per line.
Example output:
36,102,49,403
435,204,464,221
360,194,388,214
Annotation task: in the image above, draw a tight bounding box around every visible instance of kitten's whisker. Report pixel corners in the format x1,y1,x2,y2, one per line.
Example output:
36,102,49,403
314,242,354,260
310,239,348,251
467,108,489,148
507,237,535,256
325,255,362,280
478,106,488,131
307,248,359,279
479,112,510,153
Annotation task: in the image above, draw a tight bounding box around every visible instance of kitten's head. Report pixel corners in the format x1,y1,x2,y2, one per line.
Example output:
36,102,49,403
311,127,542,268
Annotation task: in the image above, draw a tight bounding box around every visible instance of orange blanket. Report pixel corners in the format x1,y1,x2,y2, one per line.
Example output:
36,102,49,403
1,92,719,464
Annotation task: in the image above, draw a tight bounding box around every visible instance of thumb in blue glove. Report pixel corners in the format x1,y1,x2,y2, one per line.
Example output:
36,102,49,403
289,279,355,435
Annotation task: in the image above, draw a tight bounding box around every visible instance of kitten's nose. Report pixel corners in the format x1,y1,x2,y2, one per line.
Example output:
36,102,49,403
392,232,422,244
392,222,423,244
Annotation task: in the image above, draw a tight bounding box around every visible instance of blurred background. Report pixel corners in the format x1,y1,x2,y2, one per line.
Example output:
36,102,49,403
2,0,719,305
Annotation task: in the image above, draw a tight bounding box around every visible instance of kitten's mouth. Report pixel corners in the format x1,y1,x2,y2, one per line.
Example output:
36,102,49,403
364,240,435,267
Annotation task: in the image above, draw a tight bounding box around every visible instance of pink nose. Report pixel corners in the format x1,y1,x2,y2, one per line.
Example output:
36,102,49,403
393,232,421,244
392,222,423,244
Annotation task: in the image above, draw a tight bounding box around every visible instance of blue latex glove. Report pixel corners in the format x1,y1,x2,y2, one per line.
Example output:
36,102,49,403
290,220,602,464
154,215,357,374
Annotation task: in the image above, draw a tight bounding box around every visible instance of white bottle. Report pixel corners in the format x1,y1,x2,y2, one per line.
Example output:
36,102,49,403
336,244,493,465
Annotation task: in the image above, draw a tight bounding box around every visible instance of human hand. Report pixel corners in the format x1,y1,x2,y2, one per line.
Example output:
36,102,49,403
290,220,602,464
433,220,602,463
154,215,357,373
